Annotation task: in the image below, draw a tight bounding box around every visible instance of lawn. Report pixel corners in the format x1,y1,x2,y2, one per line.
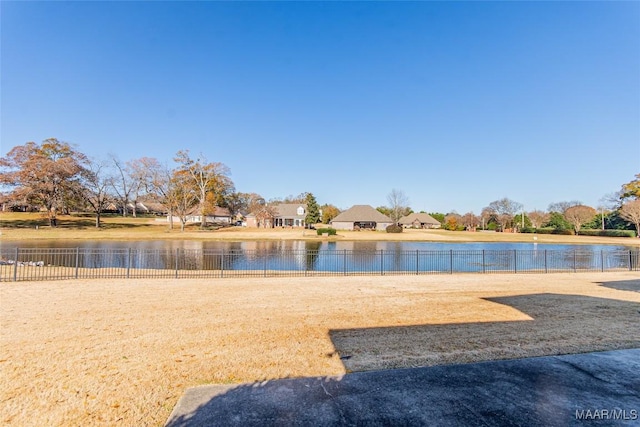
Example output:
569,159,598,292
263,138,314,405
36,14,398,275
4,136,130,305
1,212,639,246
1,272,639,426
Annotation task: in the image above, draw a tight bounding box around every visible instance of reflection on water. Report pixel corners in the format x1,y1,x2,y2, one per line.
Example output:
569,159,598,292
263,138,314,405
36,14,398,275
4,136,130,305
2,239,635,253
1,240,637,274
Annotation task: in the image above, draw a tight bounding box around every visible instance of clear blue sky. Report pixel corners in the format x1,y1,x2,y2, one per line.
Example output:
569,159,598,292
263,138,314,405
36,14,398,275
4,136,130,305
2,1,639,214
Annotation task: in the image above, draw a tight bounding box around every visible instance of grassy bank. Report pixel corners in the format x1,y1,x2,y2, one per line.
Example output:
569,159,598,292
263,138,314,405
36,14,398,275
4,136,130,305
1,212,639,246
2,273,639,426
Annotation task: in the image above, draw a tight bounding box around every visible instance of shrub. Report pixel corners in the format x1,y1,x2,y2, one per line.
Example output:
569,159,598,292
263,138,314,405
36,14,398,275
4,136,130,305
521,228,573,235
577,229,636,238
316,228,337,236
386,224,403,233
552,229,574,235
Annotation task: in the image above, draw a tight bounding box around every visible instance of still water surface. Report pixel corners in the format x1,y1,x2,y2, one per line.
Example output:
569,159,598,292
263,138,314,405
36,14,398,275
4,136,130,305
2,240,638,274
1,240,636,252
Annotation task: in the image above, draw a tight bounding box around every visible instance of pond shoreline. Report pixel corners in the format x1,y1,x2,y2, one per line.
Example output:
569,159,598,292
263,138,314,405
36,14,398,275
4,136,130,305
2,226,639,247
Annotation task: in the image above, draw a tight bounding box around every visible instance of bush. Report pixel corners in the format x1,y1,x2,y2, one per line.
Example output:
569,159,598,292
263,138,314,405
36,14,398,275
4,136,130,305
553,229,574,235
521,228,573,235
577,229,636,238
316,228,337,236
386,224,403,233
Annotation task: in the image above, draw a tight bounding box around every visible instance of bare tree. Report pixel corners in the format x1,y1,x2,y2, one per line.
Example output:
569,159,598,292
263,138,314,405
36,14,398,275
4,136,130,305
109,154,138,217
487,198,523,231
461,212,479,231
80,158,113,228
594,193,616,231
137,158,176,230
527,210,549,229
387,189,410,224
245,193,266,213
224,192,252,222
282,192,308,203
564,205,596,235
548,200,581,214
170,169,198,232
126,158,154,217
602,191,624,208
480,207,497,230
174,150,232,229
620,199,640,237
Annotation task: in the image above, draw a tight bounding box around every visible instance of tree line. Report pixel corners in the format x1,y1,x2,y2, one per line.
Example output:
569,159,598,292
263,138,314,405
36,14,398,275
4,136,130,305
1,138,639,236
0,138,340,230
0,139,234,230
374,184,640,237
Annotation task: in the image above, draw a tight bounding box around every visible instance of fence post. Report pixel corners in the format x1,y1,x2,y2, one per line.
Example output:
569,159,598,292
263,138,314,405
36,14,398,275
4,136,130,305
380,250,384,276
343,250,347,276
601,250,604,272
416,250,419,275
175,248,180,279
221,250,224,278
126,248,131,279
573,251,577,273
75,247,80,279
514,250,517,274
630,250,633,271
450,250,453,274
544,250,548,273
264,252,267,277
13,247,18,282
482,250,486,274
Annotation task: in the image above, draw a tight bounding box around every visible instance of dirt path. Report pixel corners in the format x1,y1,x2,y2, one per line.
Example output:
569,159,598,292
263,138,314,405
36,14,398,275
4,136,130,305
2,272,639,426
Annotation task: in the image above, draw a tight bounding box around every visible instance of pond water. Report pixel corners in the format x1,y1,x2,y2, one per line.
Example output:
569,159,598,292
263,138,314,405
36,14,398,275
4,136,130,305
2,240,638,275
1,239,636,252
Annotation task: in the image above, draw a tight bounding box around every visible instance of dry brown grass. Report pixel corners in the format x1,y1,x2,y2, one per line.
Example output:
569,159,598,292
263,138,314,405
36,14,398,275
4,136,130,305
1,212,639,246
1,272,639,426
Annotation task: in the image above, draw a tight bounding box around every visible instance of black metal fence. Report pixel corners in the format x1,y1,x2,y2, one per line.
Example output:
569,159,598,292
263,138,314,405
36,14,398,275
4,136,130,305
1,248,638,282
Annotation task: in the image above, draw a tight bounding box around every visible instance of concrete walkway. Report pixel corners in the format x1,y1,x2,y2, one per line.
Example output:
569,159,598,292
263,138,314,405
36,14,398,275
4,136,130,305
166,349,640,426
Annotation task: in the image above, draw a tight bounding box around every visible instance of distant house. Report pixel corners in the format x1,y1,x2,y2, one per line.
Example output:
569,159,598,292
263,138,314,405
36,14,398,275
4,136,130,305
169,206,232,224
399,213,441,229
274,204,307,227
330,205,393,231
204,206,232,223
0,195,34,212
245,203,307,228
126,200,167,216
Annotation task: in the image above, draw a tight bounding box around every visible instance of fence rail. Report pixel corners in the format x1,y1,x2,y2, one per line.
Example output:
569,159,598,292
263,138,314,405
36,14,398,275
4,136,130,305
1,248,638,282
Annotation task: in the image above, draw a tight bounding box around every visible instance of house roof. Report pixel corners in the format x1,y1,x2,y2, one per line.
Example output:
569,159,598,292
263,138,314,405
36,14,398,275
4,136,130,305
210,206,231,217
399,213,441,225
127,201,166,213
274,203,306,218
184,206,231,217
331,205,392,223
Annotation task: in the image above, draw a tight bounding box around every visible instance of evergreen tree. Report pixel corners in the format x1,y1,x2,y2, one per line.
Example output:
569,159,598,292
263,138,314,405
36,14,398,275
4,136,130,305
545,212,572,231
305,193,320,227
